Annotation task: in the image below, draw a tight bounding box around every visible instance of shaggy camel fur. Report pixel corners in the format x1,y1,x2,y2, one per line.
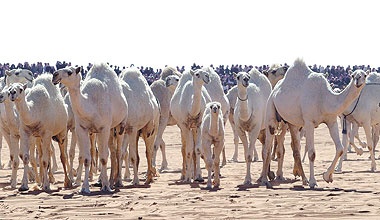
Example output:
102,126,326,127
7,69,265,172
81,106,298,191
234,68,271,185
336,71,379,172
199,101,225,188
52,64,128,193
9,74,71,191
151,67,181,171
170,69,211,182
119,67,159,186
259,59,367,188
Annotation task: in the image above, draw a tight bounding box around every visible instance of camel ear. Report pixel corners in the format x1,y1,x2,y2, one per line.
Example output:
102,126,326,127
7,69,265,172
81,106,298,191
5,70,12,76
75,67,81,75
365,70,370,77
22,83,27,91
190,69,195,76
283,66,288,72
263,70,268,77
233,72,238,79
348,70,353,77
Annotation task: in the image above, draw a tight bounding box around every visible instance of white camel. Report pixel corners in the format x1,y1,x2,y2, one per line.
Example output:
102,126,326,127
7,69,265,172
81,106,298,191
336,71,379,172
119,67,159,186
202,67,230,166
170,69,211,182
259,58,367,188
0,69,40,189
150,67,181,171
233,68,271,185
229,64,288,162
9,74,71,191
52,64,128,193
199,101,225,188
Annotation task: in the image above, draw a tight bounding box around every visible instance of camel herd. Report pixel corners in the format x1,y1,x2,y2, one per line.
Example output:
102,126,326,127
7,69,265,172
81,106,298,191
0,58,378,193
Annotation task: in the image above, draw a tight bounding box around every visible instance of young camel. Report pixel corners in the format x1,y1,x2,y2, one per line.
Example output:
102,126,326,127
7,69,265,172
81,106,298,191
52,64,128,193
259,59,367,188
170,69,211,182
199,101,225,188
150,66,181,171
118,67,159,186
234,68,271,185
9,74,71,191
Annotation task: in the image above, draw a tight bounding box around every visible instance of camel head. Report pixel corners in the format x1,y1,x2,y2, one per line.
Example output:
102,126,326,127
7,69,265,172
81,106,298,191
190,69,210,85
165,75,180,90
349,69,368,88
208,101,221,114
52,66,82,87
263,64,288,87
5,69,34,86
7,83,27,102
234,72,250,88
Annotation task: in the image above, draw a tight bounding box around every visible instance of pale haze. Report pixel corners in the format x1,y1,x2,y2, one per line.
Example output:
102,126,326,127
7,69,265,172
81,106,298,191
1,0,379,69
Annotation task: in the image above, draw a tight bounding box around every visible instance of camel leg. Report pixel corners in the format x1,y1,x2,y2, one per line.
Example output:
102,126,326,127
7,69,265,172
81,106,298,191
275,127,286,180
122,134,130,181
246,125,261,185
29,138,40,184
193,128,203,182
57,132,71,188
1,133,11,170
18,130,32,191
68,129,77,181
89,133,97,181
229,113,240,162
8,134,20,189
184,128,194,183
304,122,318,188
50,144,58,173
114,128,124,187
201,139,213,188
0,132,2,169
108,130,117,188
363,123,377,172
350,122,364,155
75,127,91,194
40,136,52,191
96,129,111,192
179,127,188,181
336,120,352,172
142,127,157,185
234,126,248,185
258,98,276,187
153,116,169,171
322,121,344,185
213,140,224,188
129,130,140,185
288,125,307,185
372,125,380,158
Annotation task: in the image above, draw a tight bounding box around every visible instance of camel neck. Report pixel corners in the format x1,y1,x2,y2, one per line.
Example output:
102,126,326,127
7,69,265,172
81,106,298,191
327,81,363,115
189,81,203,117
209,112,219,137
237,87,251,121
14,95,35,126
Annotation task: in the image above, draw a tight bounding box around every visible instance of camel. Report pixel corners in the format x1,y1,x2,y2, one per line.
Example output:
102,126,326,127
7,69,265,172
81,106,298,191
0,69,40,189
233,68,271,185
52,64,128,193
150,66,182,171
202,67,230,166
229,64,288,162
8,74,71,191
170,69,211,182
118,67,159,186
199,101,225,188
336,71,379,172
259,58,367,188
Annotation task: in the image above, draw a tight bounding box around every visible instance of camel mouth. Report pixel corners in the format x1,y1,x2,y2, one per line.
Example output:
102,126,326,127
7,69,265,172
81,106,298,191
52,77,61,85
242,81,249,87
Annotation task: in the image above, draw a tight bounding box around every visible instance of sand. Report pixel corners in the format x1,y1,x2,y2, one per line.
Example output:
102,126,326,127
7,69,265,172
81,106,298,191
0,122,379,219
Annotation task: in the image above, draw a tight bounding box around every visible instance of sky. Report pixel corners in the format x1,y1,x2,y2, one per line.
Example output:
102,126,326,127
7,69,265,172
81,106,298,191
1,0,379,69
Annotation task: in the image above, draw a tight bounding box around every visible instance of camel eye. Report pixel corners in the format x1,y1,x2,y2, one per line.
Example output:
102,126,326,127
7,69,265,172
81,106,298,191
237,76,240,80
67,70,73,76
195,73,199,77
15,72,19,76
271,70,276,74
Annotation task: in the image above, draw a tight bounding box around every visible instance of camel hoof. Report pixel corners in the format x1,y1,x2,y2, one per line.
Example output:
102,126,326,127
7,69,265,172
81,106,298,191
101,186,112,192
80,187,91,194
302,178,309,186
357,148,364,156
323,172,333,183
309,182,317,189
93,181,102,187
18,185,29,192
230,156,238,163
275,176,285,181
114,180,123,188
335,166,342,173
268,171,275,181
194,177,204,183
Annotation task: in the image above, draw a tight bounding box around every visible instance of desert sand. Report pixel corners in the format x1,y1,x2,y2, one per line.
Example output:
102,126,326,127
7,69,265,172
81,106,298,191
0,122,379,219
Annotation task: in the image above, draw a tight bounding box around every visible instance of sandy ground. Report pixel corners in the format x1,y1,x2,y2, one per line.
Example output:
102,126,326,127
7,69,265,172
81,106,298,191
0,122,379,219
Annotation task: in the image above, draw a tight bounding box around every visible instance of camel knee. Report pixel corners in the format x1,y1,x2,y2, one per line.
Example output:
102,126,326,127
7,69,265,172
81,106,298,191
308,151,316,162
84,158,91,167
